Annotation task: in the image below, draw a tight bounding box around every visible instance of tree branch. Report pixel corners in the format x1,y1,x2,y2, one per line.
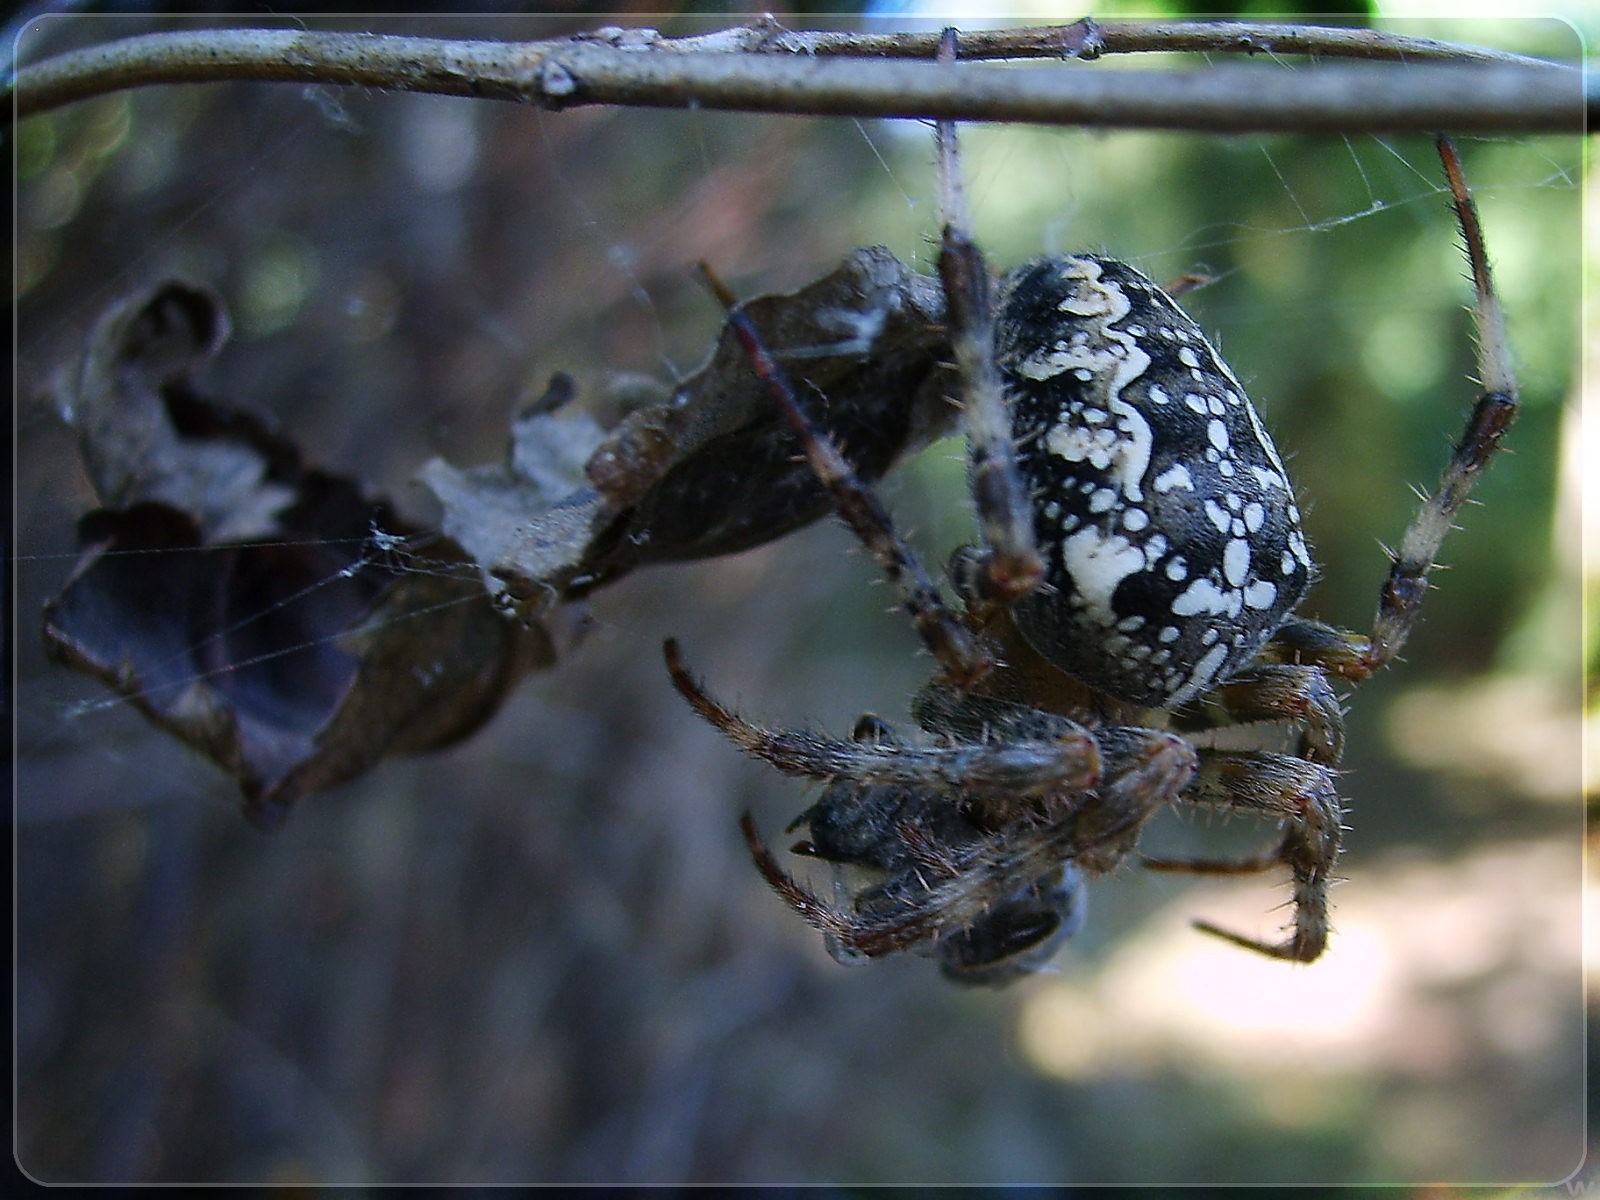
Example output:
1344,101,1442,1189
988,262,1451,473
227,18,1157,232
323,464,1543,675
9,19,1586,133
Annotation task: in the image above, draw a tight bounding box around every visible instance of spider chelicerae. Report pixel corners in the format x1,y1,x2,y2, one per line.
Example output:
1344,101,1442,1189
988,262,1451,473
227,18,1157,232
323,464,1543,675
664,30,1517,985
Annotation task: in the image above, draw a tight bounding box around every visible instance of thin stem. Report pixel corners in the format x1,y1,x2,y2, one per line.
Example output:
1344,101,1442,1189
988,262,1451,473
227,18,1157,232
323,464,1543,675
10,21,1586,132
775,19,1559,67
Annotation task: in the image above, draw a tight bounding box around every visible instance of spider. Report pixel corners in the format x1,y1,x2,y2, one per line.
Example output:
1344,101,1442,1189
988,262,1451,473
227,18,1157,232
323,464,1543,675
663,30,1517,984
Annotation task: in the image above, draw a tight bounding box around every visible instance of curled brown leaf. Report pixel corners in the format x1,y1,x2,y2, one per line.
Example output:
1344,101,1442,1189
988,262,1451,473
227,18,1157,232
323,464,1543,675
423,245,957,614
46,249,956,825
43,282,569,830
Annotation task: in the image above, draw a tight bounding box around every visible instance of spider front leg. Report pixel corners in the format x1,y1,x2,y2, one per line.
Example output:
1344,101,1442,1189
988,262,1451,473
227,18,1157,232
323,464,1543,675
935,26,1044,609
1145,750,1343,963
1267,137,1517,686
696,264,990,688
688,29,1047,691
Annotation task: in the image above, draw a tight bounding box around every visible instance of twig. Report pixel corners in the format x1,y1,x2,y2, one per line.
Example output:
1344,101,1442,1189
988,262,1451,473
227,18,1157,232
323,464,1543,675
9,20,1586,133
764,19,1559,66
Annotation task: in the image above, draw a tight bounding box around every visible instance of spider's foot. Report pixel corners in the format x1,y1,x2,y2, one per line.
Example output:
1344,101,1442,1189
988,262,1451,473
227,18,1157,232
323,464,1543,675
1192,918,1325,964
741,812,843,933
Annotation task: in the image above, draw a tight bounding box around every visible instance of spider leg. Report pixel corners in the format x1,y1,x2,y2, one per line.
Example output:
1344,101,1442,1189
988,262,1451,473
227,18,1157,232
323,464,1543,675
912,679,1117,827
1271,137,1516,685
664,638,1100,797
742,811,865,948
1362,136,1518,675
696,265,990,689
865,724,1193,955
1211,663,1345,763
935,27,1044,608
1145,750,1343,963
742,725,1195,961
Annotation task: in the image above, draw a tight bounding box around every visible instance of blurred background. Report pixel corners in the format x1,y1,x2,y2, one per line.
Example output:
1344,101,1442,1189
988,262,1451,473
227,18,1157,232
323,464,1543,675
13,8,1586,1187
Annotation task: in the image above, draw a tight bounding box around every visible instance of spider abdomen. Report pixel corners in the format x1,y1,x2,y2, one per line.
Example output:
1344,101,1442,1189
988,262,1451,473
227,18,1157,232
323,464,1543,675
997,255,1313,708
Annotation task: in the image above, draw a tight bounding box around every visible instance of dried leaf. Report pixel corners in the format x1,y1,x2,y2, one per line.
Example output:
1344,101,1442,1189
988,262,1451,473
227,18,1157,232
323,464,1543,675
422,245,957,613
45,249,955,824
43,282,568,830
417,372,612,611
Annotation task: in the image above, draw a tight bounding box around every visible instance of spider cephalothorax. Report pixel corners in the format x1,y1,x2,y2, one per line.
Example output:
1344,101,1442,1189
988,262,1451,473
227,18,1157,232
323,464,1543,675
664,30,1516,985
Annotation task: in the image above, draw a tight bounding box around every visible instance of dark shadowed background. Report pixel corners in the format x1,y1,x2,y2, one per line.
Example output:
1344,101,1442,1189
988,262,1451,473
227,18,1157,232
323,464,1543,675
14,11,1587,1186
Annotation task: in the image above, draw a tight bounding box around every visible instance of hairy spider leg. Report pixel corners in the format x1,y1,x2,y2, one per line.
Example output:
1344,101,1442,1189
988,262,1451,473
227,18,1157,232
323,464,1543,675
1263,135,1518,683
1212,664,1346,764
741,724,1197,959
935,27,1045,607
695,265,991,689
664,637,1100,799
1145,751,1343,962
1138,663,1345,959
1147,138,1515,963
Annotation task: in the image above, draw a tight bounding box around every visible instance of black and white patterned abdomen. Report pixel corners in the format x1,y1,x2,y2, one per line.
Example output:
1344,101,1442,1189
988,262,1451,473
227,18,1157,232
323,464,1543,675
998,256,1313,708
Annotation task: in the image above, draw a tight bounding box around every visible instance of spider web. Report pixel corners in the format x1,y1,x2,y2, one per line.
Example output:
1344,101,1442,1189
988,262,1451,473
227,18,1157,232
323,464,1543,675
12,12,1586,1186
14,5,1580,922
